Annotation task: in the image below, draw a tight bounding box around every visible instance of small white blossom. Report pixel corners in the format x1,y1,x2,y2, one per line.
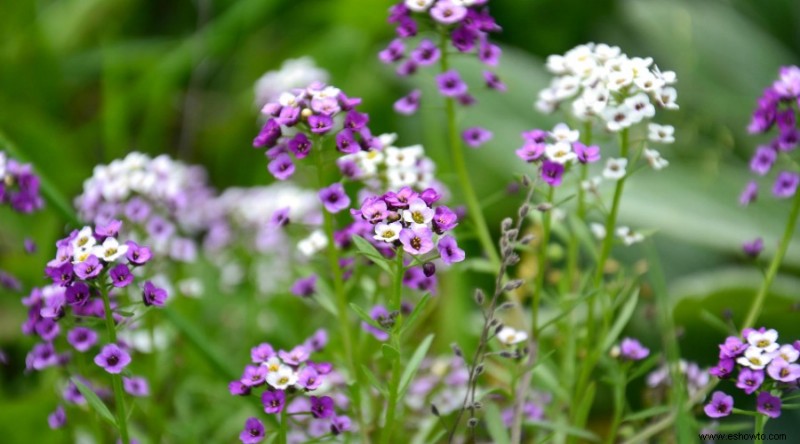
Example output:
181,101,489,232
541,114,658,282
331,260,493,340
403,198,435,226
72,226,97,253
581,176,602,192
550,123,580,143
496,327,528,345
92,237,128,262
374,222,403,243
778,344,799,363
647,123,675,144
298,230,328,257
602,105,635,132
737,347,774,370
385,146,419,169
655,87,679,110
590,223,607,240
263,357,282,373
602,158,628,180
644,148,669,170
266,365,298,390
747,329,780,353
624,92,656,122
0,151,6,179
545,142,577,164
405,0,435,12
616,226,644,246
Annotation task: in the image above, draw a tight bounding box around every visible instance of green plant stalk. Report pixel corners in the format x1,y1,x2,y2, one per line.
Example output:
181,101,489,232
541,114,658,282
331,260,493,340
99,286,131,444
754,414,766,444
742,186,800,330
278,411,288,444
532,185,555,337
565,123,593,291
439,33,500,268
380,251,406,444
605,365,629,444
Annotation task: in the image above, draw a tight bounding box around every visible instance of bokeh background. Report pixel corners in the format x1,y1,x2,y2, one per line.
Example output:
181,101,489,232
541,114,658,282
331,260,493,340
1,0,800,442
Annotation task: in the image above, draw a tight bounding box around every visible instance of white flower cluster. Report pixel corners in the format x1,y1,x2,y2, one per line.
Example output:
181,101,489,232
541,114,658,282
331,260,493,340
588,223,645,247
254,57,330,108
537,43,678,132
737,329,798,371
71,226,128,263
338,133,444,193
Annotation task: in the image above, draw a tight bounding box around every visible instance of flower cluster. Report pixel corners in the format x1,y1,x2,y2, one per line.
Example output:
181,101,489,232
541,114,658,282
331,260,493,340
611,337,650,361
255,82,378,180
0,151,44,213
231,330,351,443
740,66,800,205
705,328,799,419
536,43,679,133
254,57,329,108
382,0,504,115
75,152,215,263
515,123,600,187
646,360,710,398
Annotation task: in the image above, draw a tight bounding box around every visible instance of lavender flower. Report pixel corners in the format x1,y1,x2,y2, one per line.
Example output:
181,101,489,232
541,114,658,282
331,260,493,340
757,391,782,418
394,90,421,115
239,417,266,444
291,276,317,298
67,327,98,352
735,368,764,395
704,391,733,418
773,172,799,198
740,181,758,206
461,127,493,148
437,235,465,265
0,151,44,213
436,70,468,97
310,395,335,419
268,153,296,181
94,344,131,374
123,376,150,397
109,264,134,288
262,390,286,414
618,337,650,361
318,183,351,214
142,281,168,307
47,406,66,429
742,238,764,258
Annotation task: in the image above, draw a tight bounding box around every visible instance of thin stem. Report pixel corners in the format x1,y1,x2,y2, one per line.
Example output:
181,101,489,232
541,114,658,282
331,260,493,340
742,187,800,330
99,286,130,444
380,251,406,444
754,413,766,444
278,411,288,444
604,365,629,444
438,32,500,267
532,185,555,337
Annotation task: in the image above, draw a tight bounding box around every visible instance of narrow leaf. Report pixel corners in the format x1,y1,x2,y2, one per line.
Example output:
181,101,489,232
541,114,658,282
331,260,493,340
361,365,388,397
484,403,511,444
601,289,640,353
399,293,432,336
350,303,382,330
72,378,117,428
398,334,435,397
351,236,394,275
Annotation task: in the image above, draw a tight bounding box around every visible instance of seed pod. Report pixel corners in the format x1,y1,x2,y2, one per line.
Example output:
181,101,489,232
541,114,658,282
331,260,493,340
501,218,513,231
467,418,479,428
520,234,534,244
518,204,530,218
451,343,463,357
537,203,553,212
431,404,440,417
504,280,524,291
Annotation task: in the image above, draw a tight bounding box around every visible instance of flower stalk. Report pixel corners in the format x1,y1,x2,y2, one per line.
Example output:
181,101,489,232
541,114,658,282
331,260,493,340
380,250,406,444
98,284,130,444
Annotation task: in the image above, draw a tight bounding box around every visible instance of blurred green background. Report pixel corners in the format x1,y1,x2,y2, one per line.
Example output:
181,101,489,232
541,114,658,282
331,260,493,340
1,0,800,442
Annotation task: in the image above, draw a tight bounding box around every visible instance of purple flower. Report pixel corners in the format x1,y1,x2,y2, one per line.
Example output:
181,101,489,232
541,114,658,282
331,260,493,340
24,238,36,254
619,337,650,361
704,391,733,418
125,241,152,266
573,142,601,164
239,417,265,444
516,142,546,163
308,114,334,134
410,39,441,66
436,70,468,98
462,127,493,148
67,327,98,352
0,270,21,291
124,198,151,222
268,153,295,180
394,89,421,115
250,343,275,363
109,264,134,288
318,183,351,214
241,365,268,387
94,344,131,374
478,39,501,66
778,129,800,151
396,59,418,77
483,71,506,92
344,111,369,131
430,0,467,25
65,282,91,307
74,255,103,280
288,133,312,159
739,181,758,206
279,346,311,366
396,17,417,38
123,376,150,397
709,358,735,378
384,186,417,208
363,305,390,341
253,119,282,148
63,381,86,405
298,366,323,391
451,25,478,52
742,238,764,258
735,368,764,394
28,342,58,370
35,319,60,341
310,395,335,419
40,291,66,319
773,171,799,198
312,96,341,116
48,405,66,429
767,357,800,383
95,220,122,239
229,380,251,396
541,160,565,187
719,336,748,358
276,106,300,126
399,226,435,255
432,206,459,233
379,39,405,64
142,281,168,307
750,146,777,175
330,415,352,435
335,129,359,154
305,329,328,352
438,235,465,265
359,197,389,223
756,391,782,418
291,275,317,297
262,390,286,414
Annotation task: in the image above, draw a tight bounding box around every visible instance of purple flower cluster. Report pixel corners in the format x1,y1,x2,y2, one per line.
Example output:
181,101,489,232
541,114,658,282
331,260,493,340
382,0,504,115
705,327,800,419
515,123,600,187
231,330,351,443
646,360,710,398
0,151,44,213
615,337,650,361
741,66,800,205
255,82,378,181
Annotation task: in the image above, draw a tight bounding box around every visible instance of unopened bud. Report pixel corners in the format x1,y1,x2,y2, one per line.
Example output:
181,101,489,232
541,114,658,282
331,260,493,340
422,262,436,277
451,343,463,357
498,302,516,311
505,253,520,266
467,418,479,428
521,175,531,187
520,234,534,245
474,289,485,305
499,351,515,358
431,404,440,417
504,280,524,291
537,203,553,212
518,204,530,218
501,218,513,231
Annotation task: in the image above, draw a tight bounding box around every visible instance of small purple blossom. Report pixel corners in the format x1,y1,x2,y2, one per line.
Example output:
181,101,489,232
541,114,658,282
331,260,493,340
767,357,800,383
330,415,352,435
394,89,421,115
268,153,295,180
288,133,312,159
709,358,735,378
399,226,435,255
432,206,458,233
48,405,66,429
483,71,506,92
541,160,565,187
239,417,265,444
142,281,168,307
318,183,351,214
308,114,334,134
253,119,282,148
109,264,134,288
739,181,758,206
719,336,748,358
750,146,777,175
436,70,468,98
94,344,131,374
229,380,251,396
742,238,764,258
704,391,733,418
298,366,323,391
619,337,650,361
573,142,601,164
773,171,799,198
262,390,286,414
516,142,546,163
278,346,311,366
74,255,103,280
65,282,91,307
67,327,98,352
250,343,275,363
123,376,150,397
735,368,764,394
462,127,493,148
362,305,390,341
430,0,467,25
437,235,465,265
125,241,152,266
241,365,268,387
310,395,335,419
756,391,782,418
379,39,405,64
410,39,440,66
478,39,501,66
24,238,36,254
291,275,317,298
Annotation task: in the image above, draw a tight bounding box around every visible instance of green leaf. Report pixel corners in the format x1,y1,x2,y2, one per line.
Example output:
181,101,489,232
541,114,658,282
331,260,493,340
623,405,671,423
351,236,394,275
601,289,640,353
571,383,597,441
699,309,734,335
484,403,511,444
349,302,382,330
398,334,435,397
525,420,600,442
72,377,117,428
399,293,432,336
381,344,400,362
459,257,496,274
360,365,388,397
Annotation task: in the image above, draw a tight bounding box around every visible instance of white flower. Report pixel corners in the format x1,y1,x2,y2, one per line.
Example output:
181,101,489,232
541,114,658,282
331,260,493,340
403,198,434,226
387,169,417,188
644,148,669,170
593,43,621,62
653,66,677,85
778,344,799,363
633,71,665,93
602,105,635,132
254,57,329,106
545,142,577,164
0,151,6,179
377,133,398,149
178,278,204,298
496,327,528,345
606,67,634,92
590,223,606,240
266,364,298,390
298,230,328,257
405,0,435,12
581,84,610,113
616,226,644,246
535,88,558,114
385,146,419,169
737,347,774,370
602,158,627,180
624,92,656,122
553,76,580,100
545,54,567,75
263,357,282,373
648,123,675,144
655,87,679,110
550,123,579,143
581,176,602,192
571,98,593,121
374,222,403,243
747,329,780,353
72,226,97,253
92,237,129,262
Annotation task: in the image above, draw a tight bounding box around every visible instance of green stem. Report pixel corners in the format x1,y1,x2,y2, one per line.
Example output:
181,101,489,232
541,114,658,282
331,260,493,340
99,286,130,444
439,32,500,267
532,185,555,337
278,411,288,444
754,413,766,444
605,366,628,444
742,187,800,330
380,251,406,444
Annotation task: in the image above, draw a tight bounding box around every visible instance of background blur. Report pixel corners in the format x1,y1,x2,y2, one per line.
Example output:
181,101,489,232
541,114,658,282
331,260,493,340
1,0,800,442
